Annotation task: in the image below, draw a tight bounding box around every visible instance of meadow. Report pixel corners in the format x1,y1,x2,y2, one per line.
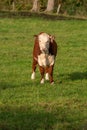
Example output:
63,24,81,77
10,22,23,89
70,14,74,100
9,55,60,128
0,16,87,130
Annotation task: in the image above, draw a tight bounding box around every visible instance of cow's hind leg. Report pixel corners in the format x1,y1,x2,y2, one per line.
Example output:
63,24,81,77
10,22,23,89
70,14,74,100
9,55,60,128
39,66,45,84
31,58,37,80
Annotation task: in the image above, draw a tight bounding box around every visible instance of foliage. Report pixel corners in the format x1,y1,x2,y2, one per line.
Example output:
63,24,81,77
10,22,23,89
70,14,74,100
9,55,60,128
40,0,47,11
0,17,87,130
61,0,87,15
0,0,87,16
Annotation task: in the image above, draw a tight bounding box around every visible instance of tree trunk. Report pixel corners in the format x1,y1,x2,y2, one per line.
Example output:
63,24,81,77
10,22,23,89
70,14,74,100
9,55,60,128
12,1,15,11
31,0,39,12
45,0,55,12
57,0,62,14
57,4,61,14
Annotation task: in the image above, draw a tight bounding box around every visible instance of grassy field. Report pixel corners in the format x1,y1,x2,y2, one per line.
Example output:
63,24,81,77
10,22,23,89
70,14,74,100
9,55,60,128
0,17,87,130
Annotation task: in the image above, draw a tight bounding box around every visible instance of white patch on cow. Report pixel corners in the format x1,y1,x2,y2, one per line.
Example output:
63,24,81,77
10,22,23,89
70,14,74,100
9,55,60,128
40,78,44,84
38,54,54,67
48,55,55,66
45,73,49,80
31,72,35,79
38,54,47,67
38,33,50,53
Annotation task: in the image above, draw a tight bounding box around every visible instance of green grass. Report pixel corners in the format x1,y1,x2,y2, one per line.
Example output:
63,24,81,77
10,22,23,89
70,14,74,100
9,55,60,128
0,17,87,130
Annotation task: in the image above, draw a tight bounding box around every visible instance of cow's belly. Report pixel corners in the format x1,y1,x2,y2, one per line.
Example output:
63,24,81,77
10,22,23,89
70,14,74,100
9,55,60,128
38,54,54,67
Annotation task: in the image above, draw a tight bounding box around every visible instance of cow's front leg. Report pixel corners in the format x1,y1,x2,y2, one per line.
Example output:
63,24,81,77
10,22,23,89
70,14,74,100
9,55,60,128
48,65,54,84
31,58,38,80
45,66,49,81
39,66,45,84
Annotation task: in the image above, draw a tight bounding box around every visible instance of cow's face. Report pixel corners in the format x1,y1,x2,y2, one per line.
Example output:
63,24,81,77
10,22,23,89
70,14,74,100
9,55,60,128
38,33,50,54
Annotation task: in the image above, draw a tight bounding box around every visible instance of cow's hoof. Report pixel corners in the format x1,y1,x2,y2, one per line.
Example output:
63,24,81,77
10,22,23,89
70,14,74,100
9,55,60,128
40,78,44,84
31,72,35,80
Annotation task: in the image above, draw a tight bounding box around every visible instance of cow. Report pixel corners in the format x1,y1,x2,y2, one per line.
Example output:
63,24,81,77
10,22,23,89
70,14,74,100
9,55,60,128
31,32,57,84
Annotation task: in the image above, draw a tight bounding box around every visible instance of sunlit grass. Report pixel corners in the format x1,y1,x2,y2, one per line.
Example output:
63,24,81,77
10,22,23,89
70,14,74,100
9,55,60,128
0,17,87,130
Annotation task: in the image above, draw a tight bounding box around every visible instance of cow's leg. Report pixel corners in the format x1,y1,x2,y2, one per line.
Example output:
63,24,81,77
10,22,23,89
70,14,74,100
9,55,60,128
48,65,54,84
45,66,49,81
39,66,45,84
31,58,37,80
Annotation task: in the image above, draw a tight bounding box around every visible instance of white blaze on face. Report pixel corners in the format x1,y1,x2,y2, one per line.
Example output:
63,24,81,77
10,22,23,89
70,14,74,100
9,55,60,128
38,33,50,53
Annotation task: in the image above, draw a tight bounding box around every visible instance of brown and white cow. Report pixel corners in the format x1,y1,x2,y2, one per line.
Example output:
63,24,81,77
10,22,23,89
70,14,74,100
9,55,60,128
31,32,57,84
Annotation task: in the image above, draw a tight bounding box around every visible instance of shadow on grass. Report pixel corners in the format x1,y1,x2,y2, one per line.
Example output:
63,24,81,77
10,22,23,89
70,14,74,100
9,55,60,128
59,71,87,82
0,105,83,130
0,103,86,130
0,106,57,130
68,71,87,81
0,82,18,90
0,80,42,90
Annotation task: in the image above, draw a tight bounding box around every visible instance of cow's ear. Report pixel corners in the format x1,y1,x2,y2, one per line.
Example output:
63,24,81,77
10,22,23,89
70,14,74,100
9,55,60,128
49,35,55,42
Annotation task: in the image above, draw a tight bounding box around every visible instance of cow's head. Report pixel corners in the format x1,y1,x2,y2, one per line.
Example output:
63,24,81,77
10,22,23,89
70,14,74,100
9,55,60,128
34,33,55,54
38,33,50,54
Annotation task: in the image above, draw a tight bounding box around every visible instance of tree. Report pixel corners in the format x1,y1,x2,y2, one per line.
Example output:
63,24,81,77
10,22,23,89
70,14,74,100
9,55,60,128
45,0,55,12
31,0,40,12
12,0,16,11
57,0,62,14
